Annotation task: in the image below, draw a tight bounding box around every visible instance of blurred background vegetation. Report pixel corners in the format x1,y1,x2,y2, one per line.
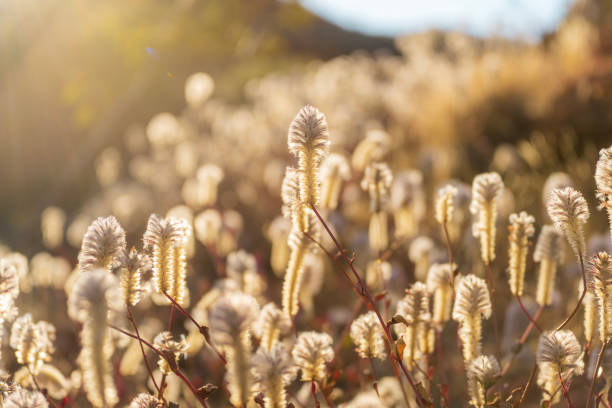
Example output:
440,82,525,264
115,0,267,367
0,0,394,248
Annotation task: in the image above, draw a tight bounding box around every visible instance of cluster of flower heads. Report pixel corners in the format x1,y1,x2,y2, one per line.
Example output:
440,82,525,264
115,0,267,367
0,20,609,405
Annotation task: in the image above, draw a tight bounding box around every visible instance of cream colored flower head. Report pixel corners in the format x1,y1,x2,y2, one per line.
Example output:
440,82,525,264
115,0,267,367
292,331,334,382
452,274,492,322
547,187,589,259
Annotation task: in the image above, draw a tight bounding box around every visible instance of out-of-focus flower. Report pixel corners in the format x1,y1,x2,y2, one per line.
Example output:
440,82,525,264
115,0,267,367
185,72,214,107
41,206,66,250
292,331,334,382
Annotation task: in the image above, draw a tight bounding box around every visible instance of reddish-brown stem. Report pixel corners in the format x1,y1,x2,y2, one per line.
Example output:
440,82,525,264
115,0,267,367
168,304,175,332
515,294,543,332
317,380,336,408
556,254,587,331
520,305,544,343
310,204,425,408
158,374,167,401
110,325,210,408
127,307,160,393
516,362,537,408
588,341,609,408
558,371,574,408
163,291,227,365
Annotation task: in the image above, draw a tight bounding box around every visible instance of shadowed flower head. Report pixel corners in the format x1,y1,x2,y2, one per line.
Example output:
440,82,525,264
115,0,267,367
67,269,123,323
209,292,260,347
129,393,164,408
153,331,187,375
78,216,126,273
4,388,48,408
0,374,16,403
536,330,584,375
468,355,500,408
361,162,393,212
254,303,291,351
252,343,296,408
292,331,334,382
350,311,387,360
226,250,257,279
469,355,500,388
534,225,564,263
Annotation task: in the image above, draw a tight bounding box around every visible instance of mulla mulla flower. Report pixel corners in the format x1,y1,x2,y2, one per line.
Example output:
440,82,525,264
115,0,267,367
468,355,500,408
595,146,612,241
588,252,612,343
68,269,123,408
143,214,191,306
292,331,334,383
319,153,351,211
507,211,535,297
129,393,164,408
452,275,492,365
252,343,296,408
78,216,126,273
10,314,55,375
470,172,504,266
209,292,259,408
361,162,393,252
547,187,589,261
533,225,564,306
350,311,387,360
287,104,330,209
536,330,584,405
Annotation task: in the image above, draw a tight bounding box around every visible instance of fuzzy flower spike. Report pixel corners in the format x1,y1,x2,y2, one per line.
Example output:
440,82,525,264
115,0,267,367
547,187,589,330
470,172,504,266
287,105,330,209
595,146,612,245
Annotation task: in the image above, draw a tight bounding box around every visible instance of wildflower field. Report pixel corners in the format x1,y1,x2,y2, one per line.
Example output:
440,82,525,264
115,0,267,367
2,1,612,407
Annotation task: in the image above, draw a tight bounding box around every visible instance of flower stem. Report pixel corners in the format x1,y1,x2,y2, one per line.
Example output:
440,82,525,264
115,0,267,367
310,204,426,408
556,253,587,331
587,341,609,408
127,307,160,393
